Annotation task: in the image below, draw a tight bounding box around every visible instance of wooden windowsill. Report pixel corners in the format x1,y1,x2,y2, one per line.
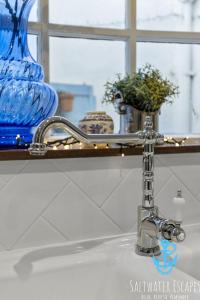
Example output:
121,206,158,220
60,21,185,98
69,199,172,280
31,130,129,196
0,144,200,161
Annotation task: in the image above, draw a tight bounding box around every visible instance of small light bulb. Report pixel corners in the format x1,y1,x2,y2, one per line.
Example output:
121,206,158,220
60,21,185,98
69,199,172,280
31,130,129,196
64,145,70,150
106,144,109,149
94,145,98,149
53,146,57,150
175,143,179,147
121,153,125,157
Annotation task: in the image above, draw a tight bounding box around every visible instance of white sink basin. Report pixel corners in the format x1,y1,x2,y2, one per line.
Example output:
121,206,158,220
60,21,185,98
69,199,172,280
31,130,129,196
176,224,200,281
0,231,199,300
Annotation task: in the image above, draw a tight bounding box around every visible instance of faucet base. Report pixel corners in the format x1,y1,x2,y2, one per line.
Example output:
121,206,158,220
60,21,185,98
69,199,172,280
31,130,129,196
29,143,47,156
136,206,161,257
135,244,161,257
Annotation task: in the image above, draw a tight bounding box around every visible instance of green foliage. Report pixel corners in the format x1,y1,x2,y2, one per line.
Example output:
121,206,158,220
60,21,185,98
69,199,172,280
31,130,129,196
103,64,179,112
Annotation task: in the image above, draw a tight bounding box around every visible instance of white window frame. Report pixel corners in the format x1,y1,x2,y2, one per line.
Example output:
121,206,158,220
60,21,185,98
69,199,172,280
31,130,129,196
28,0,200,82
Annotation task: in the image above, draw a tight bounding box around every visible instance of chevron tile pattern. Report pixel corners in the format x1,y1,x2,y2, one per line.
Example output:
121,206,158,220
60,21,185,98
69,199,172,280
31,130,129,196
0,153,199,251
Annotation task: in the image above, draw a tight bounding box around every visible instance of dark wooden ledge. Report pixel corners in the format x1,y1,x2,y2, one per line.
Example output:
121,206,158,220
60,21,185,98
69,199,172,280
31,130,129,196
0,144,200,161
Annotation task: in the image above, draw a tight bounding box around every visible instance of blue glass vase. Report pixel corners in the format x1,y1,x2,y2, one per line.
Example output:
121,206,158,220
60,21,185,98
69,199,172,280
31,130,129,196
0,0,58,146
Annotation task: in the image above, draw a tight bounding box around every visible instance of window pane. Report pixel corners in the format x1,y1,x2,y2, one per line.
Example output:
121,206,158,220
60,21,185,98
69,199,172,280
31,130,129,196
137,42,200,135
49,0,125,29
137,0,200,32
28,35,38,61
29,0,38,22
50,37,125,131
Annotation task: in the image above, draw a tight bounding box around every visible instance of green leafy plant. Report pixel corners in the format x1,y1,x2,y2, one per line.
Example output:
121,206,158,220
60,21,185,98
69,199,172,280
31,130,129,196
103,64,179,112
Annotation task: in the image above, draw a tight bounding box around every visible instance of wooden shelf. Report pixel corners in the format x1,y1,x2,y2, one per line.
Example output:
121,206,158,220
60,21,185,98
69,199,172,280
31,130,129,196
0,144,200,161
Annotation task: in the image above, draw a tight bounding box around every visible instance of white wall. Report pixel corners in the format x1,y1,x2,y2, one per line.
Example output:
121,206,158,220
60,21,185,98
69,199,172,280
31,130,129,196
0,154,199,251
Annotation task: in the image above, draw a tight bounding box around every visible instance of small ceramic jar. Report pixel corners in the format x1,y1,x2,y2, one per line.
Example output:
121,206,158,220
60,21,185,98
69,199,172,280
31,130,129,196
79,111,114,134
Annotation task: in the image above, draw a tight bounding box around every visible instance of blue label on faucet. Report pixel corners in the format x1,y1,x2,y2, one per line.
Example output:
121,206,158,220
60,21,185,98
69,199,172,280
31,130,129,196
152,239,177,276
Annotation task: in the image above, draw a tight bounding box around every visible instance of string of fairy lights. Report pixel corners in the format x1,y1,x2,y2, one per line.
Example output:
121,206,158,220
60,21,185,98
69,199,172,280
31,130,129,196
46,136,191,158
15,133,191,157
164,136,189,146
46,136,190,149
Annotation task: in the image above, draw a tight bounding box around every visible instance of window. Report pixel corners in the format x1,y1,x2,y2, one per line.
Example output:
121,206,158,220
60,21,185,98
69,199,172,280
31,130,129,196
136,0,200,135
29,0,200,135
137,0,200,32
137,42,199,135
50,37,125,126
49,0,126,29
28,35,38,61
29,0,38,22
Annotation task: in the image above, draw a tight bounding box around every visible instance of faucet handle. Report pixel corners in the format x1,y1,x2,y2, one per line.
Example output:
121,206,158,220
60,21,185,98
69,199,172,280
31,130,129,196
170,223,186,243
161,220,186,243
174,227,186,242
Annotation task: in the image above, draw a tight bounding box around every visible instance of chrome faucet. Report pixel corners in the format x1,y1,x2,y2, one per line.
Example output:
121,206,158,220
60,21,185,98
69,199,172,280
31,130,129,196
135,117,186,256
29,115,185,256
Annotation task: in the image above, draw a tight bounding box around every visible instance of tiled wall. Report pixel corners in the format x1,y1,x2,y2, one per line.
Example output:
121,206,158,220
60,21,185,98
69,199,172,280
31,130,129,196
0,153,200,251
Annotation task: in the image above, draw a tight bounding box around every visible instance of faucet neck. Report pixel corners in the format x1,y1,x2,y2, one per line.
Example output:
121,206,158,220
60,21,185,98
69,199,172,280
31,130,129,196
143,142,155,208
142,116,155,208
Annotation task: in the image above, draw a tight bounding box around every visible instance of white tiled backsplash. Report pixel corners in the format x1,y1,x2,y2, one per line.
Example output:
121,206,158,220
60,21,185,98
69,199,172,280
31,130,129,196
0,153,200,251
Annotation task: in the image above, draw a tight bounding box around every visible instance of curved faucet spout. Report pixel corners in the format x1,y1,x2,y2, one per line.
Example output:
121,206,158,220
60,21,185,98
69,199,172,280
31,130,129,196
29,116,147,156
33,116,142,144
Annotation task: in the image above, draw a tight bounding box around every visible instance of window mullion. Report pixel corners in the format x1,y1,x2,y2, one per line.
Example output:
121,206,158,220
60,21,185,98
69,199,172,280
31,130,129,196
126,0,137,75
38,0,49,82
137,30,200,44
28,22,42,35
48,24,130,40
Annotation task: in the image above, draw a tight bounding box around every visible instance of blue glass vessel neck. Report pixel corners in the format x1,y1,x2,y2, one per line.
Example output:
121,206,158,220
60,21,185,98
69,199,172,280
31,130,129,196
0,0,36,61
